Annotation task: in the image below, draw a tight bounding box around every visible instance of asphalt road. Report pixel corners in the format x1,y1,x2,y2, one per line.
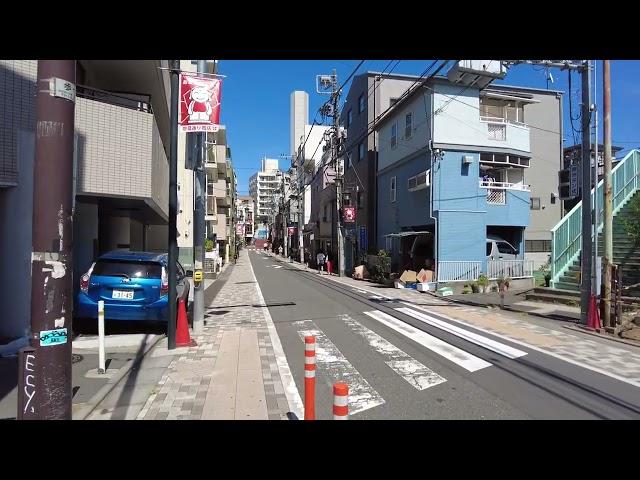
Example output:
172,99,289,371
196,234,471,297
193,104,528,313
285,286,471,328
249,249,640,420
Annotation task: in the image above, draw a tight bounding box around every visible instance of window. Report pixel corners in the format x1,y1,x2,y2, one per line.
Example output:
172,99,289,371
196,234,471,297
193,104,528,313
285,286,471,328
358,94,365,113
323,205,328,221
347,109,353,127
486,243,492,256
525,240,552,252
390,123,397,149
390,176,397,202
390,97,399,107
92,260,162,279
358,142,365,161
530,197,541,210
405,112,412,139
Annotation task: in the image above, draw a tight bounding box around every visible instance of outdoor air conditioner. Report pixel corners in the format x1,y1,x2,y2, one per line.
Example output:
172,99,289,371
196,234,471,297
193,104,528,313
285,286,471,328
462,155,474,165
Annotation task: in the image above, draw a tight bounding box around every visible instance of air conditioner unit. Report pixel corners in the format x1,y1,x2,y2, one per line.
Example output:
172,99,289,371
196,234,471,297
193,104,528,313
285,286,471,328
462,155,474,165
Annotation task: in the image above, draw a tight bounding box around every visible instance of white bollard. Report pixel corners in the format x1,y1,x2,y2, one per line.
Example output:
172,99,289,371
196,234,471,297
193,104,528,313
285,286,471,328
98,300,106,374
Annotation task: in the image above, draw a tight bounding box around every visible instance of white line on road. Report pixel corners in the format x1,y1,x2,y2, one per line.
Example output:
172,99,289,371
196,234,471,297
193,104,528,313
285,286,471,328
248,255,304,419
396,307,528,360
402,302,640,389
293,319,385,415
341,314,446,390
363,310,491,373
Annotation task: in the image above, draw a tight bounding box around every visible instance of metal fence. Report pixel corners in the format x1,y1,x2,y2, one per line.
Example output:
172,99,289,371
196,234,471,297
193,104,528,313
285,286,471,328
437,261,482,282
487,260,534,279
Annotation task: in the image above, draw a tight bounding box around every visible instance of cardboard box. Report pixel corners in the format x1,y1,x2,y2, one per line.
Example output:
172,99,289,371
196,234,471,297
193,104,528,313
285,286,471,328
416,282,437,292
394,279,406,289
353,265,369,280
399,270,417,283
416,269,434,283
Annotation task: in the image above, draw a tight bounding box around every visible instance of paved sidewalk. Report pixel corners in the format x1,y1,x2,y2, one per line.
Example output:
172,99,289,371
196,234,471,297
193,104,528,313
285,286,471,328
135,249,301,420
269,253,640,387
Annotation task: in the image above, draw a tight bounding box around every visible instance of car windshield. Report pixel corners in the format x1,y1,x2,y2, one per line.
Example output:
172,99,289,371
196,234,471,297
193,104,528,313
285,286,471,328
92,260,162,279
496,242,517,255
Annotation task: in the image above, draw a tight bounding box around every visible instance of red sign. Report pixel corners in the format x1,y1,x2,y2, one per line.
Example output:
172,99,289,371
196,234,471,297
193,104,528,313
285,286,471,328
343,206,356,223
236,224,244,236
287,227,297,236
179,73,222,132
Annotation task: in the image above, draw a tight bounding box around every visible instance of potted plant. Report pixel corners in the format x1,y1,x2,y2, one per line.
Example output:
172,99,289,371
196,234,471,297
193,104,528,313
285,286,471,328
462,283,472,294
544,271,552,287
539,259,551,287
471,281,479,293
497,275,511,292
477,274,489,293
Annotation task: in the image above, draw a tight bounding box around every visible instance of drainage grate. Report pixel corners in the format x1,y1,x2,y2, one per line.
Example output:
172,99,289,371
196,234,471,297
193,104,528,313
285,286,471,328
72,354,83,364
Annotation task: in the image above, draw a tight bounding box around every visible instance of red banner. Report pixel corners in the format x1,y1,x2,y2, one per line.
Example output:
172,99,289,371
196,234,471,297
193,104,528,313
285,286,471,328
236,223,244,236
179,73,222,132
343,206,356,223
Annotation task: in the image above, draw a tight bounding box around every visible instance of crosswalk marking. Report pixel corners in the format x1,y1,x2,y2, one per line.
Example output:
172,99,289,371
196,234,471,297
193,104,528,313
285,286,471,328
364,310,491,372
396,307,528,360
340,314,446,390
293,320,385,415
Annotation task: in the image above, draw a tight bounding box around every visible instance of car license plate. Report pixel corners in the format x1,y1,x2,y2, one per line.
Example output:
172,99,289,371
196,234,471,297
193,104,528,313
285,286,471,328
112,290,134,300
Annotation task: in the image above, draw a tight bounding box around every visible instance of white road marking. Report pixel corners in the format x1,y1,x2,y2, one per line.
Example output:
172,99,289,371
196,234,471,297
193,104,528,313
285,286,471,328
248,256,304,419
401,302,640,389
396,307,528,360
272,265,283,269
293,320,385,415
341,314,446,390
363,310,491,373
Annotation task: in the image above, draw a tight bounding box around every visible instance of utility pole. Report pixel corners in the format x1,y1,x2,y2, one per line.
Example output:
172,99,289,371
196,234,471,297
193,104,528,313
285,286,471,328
192,59,207,334
28,60,76,419
332,70,345,277
580,60,593,325
502,60,593,323
602,60,613,328
167,60,180,350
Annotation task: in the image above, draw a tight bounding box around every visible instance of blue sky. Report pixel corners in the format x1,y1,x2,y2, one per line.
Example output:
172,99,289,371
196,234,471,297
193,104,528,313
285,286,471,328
217,60,640,196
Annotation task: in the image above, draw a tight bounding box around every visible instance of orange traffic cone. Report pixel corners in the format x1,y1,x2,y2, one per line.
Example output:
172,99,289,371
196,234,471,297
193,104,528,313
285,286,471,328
587,294,602,331
176,298,197,347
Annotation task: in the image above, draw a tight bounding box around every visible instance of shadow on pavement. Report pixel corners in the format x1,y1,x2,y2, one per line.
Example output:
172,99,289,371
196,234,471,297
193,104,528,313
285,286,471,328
109,333,149,420
73,319,166,337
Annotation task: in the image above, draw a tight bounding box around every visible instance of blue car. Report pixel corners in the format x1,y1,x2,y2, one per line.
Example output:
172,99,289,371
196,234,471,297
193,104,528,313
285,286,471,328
75,251,190,322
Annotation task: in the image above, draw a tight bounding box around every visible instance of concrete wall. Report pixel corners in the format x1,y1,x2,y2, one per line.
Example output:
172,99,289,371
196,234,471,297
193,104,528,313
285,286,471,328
0,130,34,342
291,91,308,156
75,97,169,219
146,224,168,252
521,90,563,243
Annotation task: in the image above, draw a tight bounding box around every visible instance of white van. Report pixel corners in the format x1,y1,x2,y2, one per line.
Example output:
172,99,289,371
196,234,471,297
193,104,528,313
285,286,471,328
486,235,519,260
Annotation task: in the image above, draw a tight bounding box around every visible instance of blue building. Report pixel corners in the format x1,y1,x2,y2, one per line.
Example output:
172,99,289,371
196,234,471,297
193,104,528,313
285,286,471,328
375,62,541,283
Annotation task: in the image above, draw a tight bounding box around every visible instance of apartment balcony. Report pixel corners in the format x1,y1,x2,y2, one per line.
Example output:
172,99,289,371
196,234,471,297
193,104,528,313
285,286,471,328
74,87,169,222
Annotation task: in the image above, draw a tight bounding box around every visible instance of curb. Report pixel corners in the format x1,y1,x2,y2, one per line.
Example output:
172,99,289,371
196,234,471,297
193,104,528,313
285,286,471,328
562,324,640,348
72,334,164,420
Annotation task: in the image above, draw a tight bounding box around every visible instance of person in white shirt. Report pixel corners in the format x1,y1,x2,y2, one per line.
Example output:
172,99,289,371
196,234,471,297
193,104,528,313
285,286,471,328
316,250,326,274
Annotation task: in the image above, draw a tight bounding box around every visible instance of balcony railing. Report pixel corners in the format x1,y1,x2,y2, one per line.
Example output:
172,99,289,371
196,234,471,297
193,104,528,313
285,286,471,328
479,180,529,205
76,85,152,113
437,261,482,282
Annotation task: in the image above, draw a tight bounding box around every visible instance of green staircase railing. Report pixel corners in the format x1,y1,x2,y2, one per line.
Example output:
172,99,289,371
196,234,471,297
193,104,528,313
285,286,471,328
551,149,640,287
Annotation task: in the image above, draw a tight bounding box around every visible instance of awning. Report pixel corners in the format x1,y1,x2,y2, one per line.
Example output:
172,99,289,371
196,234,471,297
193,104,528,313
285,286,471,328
385,231,432,238
481,91,540,104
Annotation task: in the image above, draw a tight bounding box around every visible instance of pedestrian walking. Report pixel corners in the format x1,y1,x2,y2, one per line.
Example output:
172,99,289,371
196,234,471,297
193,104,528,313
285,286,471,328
316,250,326,275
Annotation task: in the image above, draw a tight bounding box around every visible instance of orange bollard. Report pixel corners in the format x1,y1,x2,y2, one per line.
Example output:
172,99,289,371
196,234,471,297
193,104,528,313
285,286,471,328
304,336,316,420
176,298,197,347
333,383,348,420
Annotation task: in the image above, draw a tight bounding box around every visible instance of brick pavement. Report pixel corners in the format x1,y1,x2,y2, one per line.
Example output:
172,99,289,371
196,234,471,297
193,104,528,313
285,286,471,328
137,249,299,420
